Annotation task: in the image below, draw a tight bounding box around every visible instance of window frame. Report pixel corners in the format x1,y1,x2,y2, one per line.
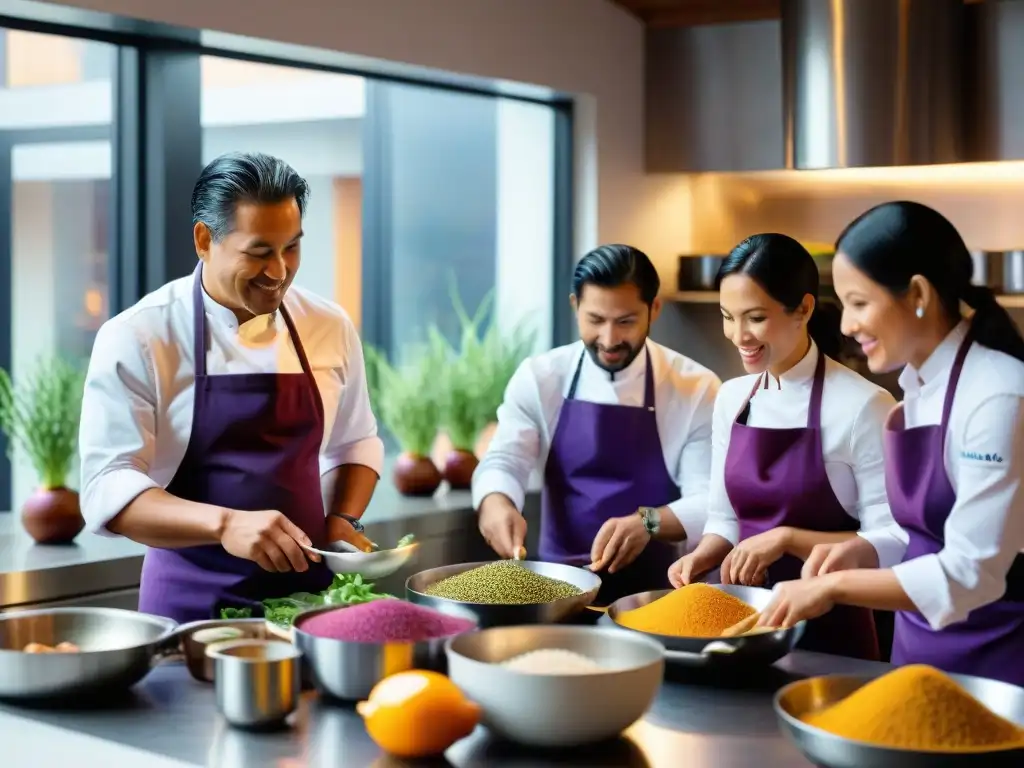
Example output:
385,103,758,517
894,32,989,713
0,7,575,510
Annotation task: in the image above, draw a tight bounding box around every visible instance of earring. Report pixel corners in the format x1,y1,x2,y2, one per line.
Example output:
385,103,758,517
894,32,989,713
915,306,925,319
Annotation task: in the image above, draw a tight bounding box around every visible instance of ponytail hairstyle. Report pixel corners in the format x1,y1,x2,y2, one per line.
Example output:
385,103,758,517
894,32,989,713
716,233,843,359
836,201,1024,363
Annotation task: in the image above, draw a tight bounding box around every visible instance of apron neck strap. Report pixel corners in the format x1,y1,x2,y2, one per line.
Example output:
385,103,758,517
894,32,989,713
806,350,827,429
566,343,655,409
191,262,316,385
940,328,974,430
191,261,208,377
734,345,825,427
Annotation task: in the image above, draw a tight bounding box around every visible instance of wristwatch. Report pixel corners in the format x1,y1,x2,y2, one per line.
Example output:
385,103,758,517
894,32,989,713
638,507,660,536
329,512,365,533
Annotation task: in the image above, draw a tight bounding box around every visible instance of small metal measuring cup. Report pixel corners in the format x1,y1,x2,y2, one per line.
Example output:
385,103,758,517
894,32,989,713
205,639,303,730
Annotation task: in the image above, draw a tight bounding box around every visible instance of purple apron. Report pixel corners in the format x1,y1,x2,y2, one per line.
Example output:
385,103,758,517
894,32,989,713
138,262,333,623
724,352,880,660
887,329,1024,685
540,349,681,605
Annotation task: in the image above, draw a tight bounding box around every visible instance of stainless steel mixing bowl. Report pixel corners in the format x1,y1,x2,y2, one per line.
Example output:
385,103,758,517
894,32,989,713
406,560,601,628
0,606,179,700
602,585,805,667
292,601,479,700
774,671,1024,768
446,624,664,747
207,639,302,730
302,540,420,580
179,617,279,683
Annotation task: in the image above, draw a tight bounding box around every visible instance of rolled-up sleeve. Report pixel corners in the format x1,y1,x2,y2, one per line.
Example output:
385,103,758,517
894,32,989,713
666,376,718,538
471,361,543,512
319,316,385,477
702,391,740,545
79,320,161,537
892,394,1024,629
848,390,905,567
859,523,910,570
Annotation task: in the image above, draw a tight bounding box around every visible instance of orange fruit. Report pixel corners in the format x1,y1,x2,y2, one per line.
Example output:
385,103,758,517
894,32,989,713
356,670,481,758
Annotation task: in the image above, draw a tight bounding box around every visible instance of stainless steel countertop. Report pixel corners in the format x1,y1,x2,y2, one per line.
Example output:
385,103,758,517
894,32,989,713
0,515,145,606
0,651,889,767
0,474,532,606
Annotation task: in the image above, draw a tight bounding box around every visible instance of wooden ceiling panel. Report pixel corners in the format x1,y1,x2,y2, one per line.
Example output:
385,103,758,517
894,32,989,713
610,0,780,27
611,0,984,28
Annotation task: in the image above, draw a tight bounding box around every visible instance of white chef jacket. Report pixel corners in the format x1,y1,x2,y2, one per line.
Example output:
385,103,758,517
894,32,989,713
79,274,385,537
471,339,721,538
703,342,898,548
860,320,1024,631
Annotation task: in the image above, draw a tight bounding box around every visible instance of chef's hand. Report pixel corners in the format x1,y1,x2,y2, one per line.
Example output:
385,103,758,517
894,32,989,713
801,536,879,579
667,553,703,588
327,515,376,553
720,527,790,586
220,510,319,573
478,493,527,560
589,514,649,574
757,574,837,629
668,534,733,588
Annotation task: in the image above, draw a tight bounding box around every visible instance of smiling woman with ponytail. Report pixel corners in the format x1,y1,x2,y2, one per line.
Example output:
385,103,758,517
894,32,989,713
668,233,898,661
760,201,1024,688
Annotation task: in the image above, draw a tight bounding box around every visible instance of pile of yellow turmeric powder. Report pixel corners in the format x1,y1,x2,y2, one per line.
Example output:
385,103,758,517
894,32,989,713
614,584,756,638
802,665,1024,751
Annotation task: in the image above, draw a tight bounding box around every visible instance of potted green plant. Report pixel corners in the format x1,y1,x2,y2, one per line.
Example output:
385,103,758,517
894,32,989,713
430,282,537,487
363,345,444,496
0,357,86,544
427,326,489,489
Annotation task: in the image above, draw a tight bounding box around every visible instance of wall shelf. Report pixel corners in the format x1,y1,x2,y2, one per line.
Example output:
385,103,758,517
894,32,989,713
669,291,1024,310
668,291,720,304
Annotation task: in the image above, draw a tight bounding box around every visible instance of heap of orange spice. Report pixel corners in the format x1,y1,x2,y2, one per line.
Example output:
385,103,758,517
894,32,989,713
614,584,756,638
802,665,1024,751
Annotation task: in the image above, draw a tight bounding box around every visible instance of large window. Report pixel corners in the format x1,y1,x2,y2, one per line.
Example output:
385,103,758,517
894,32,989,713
198,56,557,362
198,57,365,320
0,28,116,508
0,19,571,511
361,82,556,363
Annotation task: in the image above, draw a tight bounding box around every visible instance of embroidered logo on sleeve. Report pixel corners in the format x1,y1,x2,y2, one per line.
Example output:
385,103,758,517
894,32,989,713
960,450,1004,463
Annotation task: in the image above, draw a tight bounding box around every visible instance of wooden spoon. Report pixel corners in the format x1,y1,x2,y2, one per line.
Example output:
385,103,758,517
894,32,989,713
721,612,779,638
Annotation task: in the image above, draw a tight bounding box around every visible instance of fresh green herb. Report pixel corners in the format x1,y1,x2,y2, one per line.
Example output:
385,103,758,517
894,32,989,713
323,572,393,607
362,344,441,457
219,606,253,620
218,574,394,626
396,534,416,548
0,357,85,489
426,280,536,451
262,597,319,627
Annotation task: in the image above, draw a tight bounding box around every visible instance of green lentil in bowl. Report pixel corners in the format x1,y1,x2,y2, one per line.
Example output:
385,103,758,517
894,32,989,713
423,561,583,604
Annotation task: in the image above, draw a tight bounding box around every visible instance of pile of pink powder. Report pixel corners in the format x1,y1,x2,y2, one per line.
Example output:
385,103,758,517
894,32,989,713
300,599,476,643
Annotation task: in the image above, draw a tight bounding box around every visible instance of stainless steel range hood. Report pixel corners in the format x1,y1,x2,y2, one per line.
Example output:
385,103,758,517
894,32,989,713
781,0,965,170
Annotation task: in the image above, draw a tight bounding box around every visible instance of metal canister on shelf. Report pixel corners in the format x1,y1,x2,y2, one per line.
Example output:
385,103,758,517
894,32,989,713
677,254,725,291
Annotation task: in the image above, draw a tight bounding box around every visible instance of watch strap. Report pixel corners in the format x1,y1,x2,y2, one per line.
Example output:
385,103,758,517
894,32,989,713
330,512,364,533
638,506,659,535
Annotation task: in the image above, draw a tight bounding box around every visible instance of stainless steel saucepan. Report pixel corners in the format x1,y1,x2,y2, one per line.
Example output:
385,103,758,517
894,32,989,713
0,606,216,700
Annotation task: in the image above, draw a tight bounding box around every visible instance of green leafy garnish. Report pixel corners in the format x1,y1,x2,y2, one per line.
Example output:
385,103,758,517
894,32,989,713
219,606,253,620
396,534,416,548
217,573,393,626
323,572,393,607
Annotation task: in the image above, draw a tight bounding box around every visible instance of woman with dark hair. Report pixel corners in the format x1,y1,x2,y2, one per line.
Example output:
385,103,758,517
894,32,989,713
668,233,896,660
77,152,384,622
759,202,1024,686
